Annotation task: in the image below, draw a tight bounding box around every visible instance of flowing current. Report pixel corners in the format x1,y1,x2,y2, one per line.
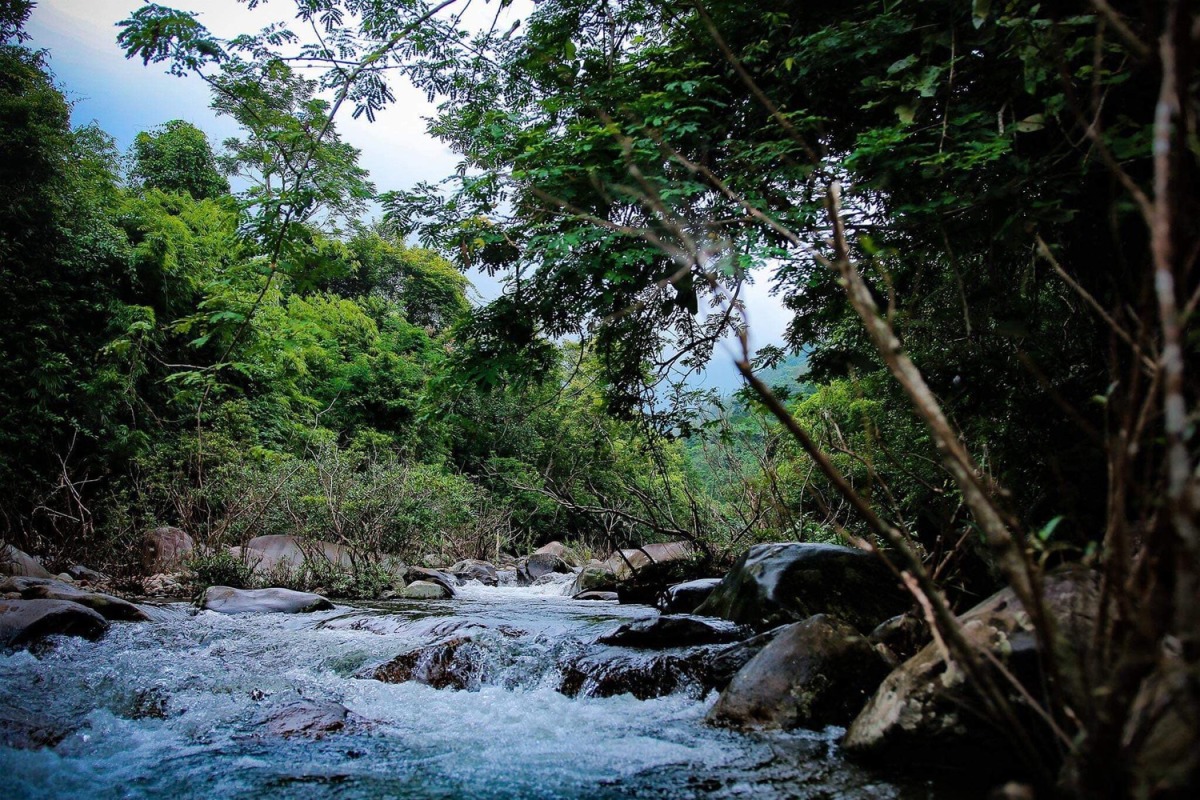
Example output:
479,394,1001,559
1,578,943,799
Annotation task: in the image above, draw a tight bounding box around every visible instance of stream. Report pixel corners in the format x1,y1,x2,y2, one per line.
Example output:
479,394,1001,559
1,578,949,799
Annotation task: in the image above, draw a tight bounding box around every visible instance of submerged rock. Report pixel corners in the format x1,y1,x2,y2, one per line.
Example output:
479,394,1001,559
0,599,109,648
657,578,722,614
450,559,499,586
708,614,889,730
0,577,149,622
200,586,334,614
141,526,194,574
262,700,352,738
1,545,54,579
695,542,909,632
0,706,72,749
597,615,749,649
844,568,1101,776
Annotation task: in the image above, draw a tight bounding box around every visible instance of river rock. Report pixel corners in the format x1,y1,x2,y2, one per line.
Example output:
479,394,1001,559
143,572,185,597
869,612,930,666
243,534,356,576
0,577,149,622
559,649,713,700
573,591,619,601
705,626,787,693
570,560,617,594
597,615,750,649
535,540,583,567
201,586,334,614
400,580,452,600
708,614,890,730
450,559,499,586
403,567,459,595
66,564,108,583
0,599,108,648
141,526,195,574
604,542,696,581
373,636,475,689
844,567,1101,772
695,542,909,632
516,552,571,585
1,545,54,579
262,700,352,738
657,578,722,614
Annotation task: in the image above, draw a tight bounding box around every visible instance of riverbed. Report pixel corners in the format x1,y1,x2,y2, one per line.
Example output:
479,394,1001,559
1,580,946,799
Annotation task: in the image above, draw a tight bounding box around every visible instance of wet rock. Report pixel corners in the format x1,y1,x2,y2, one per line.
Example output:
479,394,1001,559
400,580,452,600
844,568,1101,774
141,526,195,574
570,561,617,595
705,626,787,693
869,612,930,667
573,591,619,601
597,615,750,649
516,553,571,585
262,700,352,738
0,577,149,622
708,615,890,730
403,567,459,595
1,545,54,579
0,599,108,648
373,636,475,690
695,542,909,632
657,578,722,614
559,649,712,700
449,559,498,586
201,586,334,614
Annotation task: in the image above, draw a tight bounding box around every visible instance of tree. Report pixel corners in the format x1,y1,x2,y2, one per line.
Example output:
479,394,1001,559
129,119,229,200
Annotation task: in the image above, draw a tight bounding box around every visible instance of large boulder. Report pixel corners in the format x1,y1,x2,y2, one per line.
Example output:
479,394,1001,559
449,559,499,586
533,541,583,567
844,568,1101,775
0,599,108,648
1,545,54,579
516,552,571,585
695,543,909,632
705,626,787,693
403,566,459,596
657,578,722,614
242,534,355,575
604,542,696,581
597,615,750,649
200,586,334,614
0,577,149,622
707,615,890,730
570,560,617,595
141,526,195,574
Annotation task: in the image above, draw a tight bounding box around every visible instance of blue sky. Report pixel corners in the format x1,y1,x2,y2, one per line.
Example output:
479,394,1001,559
26,0,791,393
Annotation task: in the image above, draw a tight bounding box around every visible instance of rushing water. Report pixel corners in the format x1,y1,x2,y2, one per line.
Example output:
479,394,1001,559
1,578,945,799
